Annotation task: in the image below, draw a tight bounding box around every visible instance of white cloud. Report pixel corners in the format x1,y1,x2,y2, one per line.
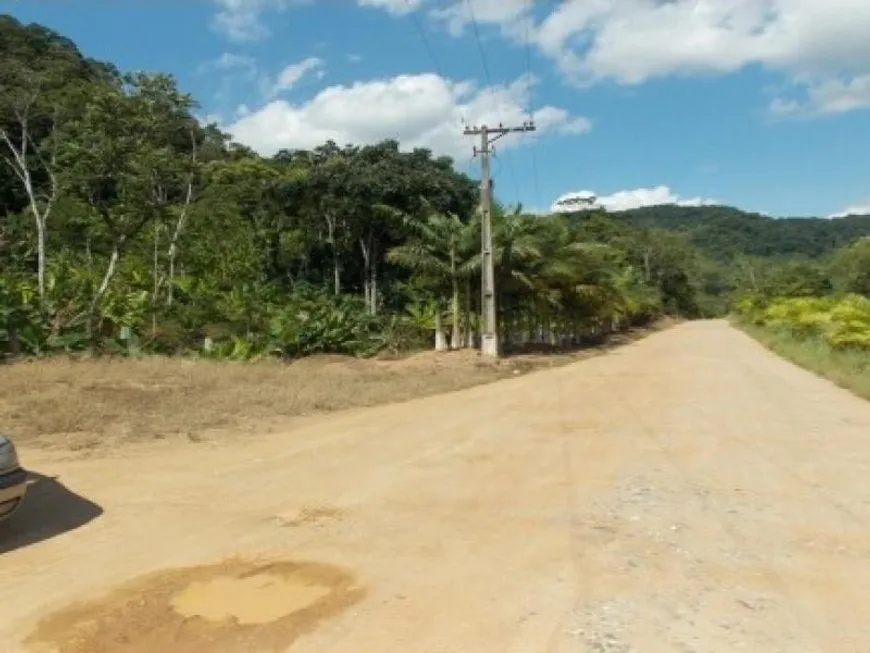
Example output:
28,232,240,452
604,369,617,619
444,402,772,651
558,116,593,135
197,52,259,80
272,57,325,95
224,71,590,160
828,203,870,219
772,74,870,117
532,0,870,116
216,0,870,119
550,186,718,213
212,0,303,42
367,0,870,117
429,0,528,38
213,52,258,72
201,53,325,104
357,0,423,14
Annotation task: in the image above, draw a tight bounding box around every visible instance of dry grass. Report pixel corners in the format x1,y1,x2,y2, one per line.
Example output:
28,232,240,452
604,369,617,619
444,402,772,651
0,320,673,451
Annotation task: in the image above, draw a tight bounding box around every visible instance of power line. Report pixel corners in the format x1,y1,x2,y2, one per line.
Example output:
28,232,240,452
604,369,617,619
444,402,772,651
463,0,521,204
404,0,477,133
522,0,534,115
465,0,495,91
523,0,543,213
405,0,445,79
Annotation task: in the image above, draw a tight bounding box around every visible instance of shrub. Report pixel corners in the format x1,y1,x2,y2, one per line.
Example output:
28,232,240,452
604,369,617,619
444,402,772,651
733,293,870,351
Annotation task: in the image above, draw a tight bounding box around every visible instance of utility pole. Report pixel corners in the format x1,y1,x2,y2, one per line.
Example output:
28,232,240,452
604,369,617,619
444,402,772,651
464,121,536,357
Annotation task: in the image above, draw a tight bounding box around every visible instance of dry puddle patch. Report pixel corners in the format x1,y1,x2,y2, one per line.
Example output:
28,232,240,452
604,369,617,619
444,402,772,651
28,559,364,653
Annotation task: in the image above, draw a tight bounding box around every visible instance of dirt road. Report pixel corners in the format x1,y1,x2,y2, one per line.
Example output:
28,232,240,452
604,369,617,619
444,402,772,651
3,319,870,652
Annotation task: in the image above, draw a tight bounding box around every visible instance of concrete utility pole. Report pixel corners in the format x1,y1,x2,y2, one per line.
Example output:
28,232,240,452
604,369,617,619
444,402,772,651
463,121,536,357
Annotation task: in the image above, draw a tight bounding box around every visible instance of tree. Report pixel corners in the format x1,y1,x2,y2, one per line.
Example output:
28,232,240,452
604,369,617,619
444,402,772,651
831,237,870,297
166,123,228,307
490,204,544,346
60,73,195,325
387,204,479,350
0,62,63,301
2,15,752,361
624,227,700,316
301,142,351,296
0,15,118,302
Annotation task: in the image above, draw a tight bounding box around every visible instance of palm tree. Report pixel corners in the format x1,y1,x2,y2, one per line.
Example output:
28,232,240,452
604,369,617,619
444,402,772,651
386,203,479,350
490,203,544,349
507,215,635,347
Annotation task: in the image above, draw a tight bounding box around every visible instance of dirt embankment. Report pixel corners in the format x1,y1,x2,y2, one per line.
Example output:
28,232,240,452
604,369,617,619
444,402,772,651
0,322,668,451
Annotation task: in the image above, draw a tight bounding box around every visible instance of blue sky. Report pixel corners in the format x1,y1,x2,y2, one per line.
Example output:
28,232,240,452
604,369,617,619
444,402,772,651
7,0,870,218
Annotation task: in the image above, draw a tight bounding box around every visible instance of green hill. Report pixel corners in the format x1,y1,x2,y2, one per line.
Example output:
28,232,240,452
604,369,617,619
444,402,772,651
609,205,870,261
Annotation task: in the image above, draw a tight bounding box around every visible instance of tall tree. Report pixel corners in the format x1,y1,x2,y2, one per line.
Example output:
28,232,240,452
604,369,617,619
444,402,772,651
387,204,479,350
60,73,195,322
0,62,63,301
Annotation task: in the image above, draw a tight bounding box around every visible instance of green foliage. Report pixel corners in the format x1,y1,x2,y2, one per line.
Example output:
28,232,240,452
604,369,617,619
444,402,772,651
610,205,870,262
266,289,387,358
15,16,870,364
830,237,870,296
733,294,870,351
0,272,42,352
827,296,870,350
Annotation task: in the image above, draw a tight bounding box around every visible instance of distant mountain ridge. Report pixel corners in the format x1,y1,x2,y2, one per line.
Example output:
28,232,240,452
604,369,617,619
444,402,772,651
598,204,870,261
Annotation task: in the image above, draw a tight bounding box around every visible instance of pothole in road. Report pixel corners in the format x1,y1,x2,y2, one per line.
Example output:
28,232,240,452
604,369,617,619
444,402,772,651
28,559,364,653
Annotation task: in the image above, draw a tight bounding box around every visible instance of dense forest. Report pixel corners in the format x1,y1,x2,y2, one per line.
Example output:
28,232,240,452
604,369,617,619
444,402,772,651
612,205,870,261
2,15,869,360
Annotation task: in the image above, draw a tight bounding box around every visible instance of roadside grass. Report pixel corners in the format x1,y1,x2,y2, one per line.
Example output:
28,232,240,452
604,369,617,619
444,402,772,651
733,319,870,400
0,320,675,451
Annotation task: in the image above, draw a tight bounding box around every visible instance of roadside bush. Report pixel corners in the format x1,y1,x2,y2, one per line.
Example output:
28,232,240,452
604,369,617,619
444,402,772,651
733,293,870,350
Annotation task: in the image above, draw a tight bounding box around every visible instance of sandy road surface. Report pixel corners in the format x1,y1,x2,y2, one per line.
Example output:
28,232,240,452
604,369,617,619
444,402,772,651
3,319,870,652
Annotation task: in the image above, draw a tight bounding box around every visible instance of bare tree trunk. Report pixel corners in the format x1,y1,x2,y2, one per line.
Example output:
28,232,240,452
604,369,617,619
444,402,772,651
358,234,379,314
167,131,197,308
87,207,150,325
326,213,340,295
89,244,121,322
167,181,193,306
1,124,57,302
34,212,47,299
